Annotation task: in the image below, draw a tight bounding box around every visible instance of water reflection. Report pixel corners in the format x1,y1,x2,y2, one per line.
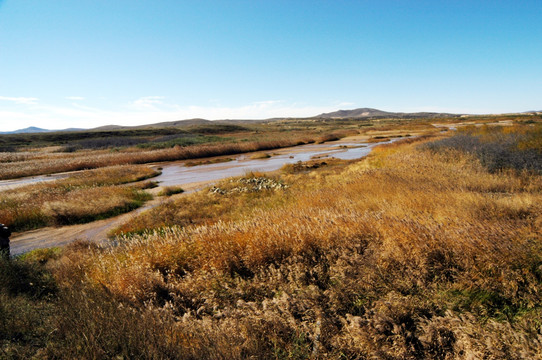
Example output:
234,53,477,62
0,174,70,191
154,138,397,187
0,138,400,192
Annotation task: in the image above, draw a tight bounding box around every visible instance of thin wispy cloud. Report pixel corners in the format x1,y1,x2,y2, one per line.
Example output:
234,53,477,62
131,96,167,110
253,100,283,107
0,96,39,105
65,96,85,101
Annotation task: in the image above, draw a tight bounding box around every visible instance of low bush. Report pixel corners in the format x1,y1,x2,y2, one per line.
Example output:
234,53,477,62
424,124,542,173
158,186,185,197
62,136,149,151
138,134,225,150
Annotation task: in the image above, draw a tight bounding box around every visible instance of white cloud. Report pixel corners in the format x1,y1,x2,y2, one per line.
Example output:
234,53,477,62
131,96,167,109
399,106,486,115
0,95,510,132
0,97,351,131
65,96,85,101
0,96,39,105
253,100,283,106
176,102,317,120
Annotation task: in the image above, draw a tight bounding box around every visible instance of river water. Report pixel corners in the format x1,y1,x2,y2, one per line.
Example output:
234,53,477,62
0,173,70,191
152,138,396,188
0,137,398,192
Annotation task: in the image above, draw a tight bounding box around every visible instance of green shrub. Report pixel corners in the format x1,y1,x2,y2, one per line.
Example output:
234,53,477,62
158,186,185,196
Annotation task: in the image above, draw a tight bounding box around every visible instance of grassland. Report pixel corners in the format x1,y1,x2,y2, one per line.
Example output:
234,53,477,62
0,165,158,232
0,137,304,180
0,122,360,180
1,119,541,358
111,174,292,236
2,115,532,180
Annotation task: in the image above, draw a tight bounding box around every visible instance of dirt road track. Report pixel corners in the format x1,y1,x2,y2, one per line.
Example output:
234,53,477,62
10,181,209,255
11,199,157,255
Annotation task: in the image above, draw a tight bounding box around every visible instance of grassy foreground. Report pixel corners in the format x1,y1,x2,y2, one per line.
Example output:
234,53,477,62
1,124,542,358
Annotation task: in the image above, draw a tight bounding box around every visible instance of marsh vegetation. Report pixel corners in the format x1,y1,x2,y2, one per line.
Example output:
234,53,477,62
0,122,360,180
1,117,542,358
0,165,158,232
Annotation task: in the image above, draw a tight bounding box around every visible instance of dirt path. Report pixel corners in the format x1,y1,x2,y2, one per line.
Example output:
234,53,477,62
10,181,209,255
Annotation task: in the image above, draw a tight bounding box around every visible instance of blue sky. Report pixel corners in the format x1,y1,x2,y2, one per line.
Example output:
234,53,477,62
0,1,541,131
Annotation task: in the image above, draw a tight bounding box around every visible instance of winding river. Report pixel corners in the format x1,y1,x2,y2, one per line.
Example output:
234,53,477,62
0,137,397,192
151,138,396,189
6,136,400,254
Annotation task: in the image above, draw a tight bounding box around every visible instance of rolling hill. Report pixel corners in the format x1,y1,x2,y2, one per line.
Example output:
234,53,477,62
317,107,462,119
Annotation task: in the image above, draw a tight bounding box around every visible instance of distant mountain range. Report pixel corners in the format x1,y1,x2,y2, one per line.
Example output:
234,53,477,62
0,126,83,134
2,108,540,134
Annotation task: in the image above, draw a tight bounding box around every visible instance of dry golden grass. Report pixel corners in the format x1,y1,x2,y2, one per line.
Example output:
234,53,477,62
249,152,272,159
184,157,234,167
314,129,359,143
30,133,540,358
0,165,157,231
4,126,542,358
157,186,185,197
112,174,289,236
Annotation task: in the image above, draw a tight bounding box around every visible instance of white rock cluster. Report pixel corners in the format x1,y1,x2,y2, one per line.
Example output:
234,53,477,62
210,177,288,195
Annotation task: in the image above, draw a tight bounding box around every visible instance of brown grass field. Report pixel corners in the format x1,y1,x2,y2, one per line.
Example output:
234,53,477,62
0,165,158,231
1,119,542,358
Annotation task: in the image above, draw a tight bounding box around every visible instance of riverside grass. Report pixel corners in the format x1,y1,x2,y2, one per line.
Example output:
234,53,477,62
0,165,158,231
0,128,358,180
2,125,541,358
111,173,294,236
